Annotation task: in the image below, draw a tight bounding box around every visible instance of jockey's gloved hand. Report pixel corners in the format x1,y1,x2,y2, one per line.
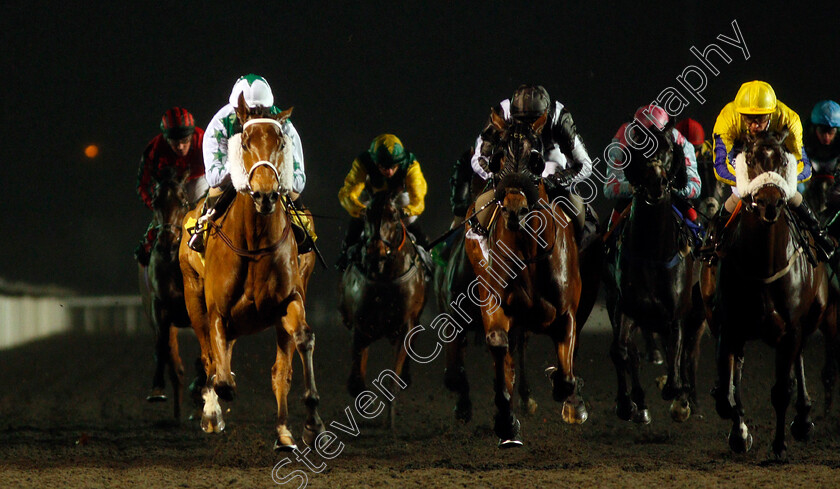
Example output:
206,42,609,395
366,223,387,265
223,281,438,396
548,169,576,188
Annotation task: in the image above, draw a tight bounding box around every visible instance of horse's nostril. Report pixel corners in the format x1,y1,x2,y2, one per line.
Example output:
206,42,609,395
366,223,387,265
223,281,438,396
270,191,279,202
252,191,261,200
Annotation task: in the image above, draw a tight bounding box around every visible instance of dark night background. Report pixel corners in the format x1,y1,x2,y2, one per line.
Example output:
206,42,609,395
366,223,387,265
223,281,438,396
2,1,839,295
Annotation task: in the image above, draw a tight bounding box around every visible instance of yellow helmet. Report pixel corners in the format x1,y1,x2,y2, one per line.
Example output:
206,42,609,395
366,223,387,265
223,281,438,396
734,80,777,115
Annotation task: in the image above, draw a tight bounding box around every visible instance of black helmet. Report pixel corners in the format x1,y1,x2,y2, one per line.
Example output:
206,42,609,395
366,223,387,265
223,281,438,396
510,85,550,122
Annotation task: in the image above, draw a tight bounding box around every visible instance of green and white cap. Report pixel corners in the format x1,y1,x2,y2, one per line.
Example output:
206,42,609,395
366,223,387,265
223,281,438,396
228,74,274,107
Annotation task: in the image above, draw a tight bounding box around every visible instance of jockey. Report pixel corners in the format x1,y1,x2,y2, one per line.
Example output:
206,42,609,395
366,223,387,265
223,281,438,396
187,74,311,253
603,105,702,231
675,118,710,162
804,100,840,177
135,107,207,266
705,80,834,261
467,84,595,241
336,134,429,271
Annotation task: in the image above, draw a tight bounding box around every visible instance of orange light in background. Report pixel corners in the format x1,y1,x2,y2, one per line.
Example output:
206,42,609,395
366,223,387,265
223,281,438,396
84,144,99,158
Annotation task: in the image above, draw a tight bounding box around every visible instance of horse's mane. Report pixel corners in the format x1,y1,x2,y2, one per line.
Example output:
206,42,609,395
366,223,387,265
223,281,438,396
365,191,399,225
494,172,540,207
623,125,688,194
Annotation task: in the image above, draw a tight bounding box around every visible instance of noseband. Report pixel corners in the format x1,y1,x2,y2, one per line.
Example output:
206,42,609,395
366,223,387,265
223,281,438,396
243,118,284,193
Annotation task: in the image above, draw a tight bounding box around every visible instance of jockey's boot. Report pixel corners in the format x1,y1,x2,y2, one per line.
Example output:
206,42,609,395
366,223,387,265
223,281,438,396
134,225,157,266
291,223,314,254
792,201,835,262
698,207,732,265
187,197,215,253
187,187,236,253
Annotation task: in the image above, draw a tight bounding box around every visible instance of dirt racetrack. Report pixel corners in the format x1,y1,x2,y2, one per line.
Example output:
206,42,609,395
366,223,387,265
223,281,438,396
2,302,840,489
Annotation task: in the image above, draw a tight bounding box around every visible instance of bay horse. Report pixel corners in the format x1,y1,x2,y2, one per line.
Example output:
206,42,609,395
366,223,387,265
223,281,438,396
705,129,829,459
604,126,705,425
463,109,587,447
139,167,200,418
179,93,323,450
339,190,426,429
439,187,601,426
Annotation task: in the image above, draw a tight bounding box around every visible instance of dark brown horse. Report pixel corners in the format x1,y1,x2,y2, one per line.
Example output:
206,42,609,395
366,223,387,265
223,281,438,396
439,189,601,425
705,130,829,460
179,94,323,450
604,126,705,424
139,167,202,419
463,110,587,447
339,191,426,429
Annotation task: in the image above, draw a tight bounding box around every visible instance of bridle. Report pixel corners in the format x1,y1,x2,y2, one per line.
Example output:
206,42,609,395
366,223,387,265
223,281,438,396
243,118,284,195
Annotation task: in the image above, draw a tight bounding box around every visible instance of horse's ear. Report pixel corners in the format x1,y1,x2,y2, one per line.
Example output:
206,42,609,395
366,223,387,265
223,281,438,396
531,112,547,135
275,106,293,123
490,107,506,132
779,125,789,144
235,92,249,125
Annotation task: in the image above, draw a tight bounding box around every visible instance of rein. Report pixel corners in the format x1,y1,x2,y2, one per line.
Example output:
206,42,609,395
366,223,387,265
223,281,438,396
206,211,292,259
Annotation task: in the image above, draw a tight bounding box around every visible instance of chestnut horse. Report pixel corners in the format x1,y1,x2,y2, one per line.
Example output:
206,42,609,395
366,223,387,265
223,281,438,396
339,191,426,429
603,126,705,425
704,130,829,460
463,110,586,447
139,168,200,418
180,94,323,450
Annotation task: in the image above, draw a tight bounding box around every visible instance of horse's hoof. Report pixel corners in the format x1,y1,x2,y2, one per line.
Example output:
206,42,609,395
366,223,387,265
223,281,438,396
669,399,691,423
562,400,588,424
201,416,225,433
146,391,168,403
648,349,664,365
632,408,651,425
274,438,298,452
728,423,752,453
790,418,814,442
520,397,538,416
494,416,521,443
302,422,324,447
498,437,524,449
771,440,788,462
615,400,637,422
454,398,472,423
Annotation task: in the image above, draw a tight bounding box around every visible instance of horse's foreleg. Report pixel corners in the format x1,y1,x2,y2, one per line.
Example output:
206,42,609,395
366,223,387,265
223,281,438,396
515,331,537,416
770,336,797,460
487,326,521,447
714,333,751,452
147,305,170,403
610,312,635,421
661,320,683,401
348,330,371,398
682,290,707,417
167,325,185,419
791,353,815,442
272,332,296,451
444,327,472,423
284,294,324,448
553,312,587,424
387,330,414,433
208,314,236,402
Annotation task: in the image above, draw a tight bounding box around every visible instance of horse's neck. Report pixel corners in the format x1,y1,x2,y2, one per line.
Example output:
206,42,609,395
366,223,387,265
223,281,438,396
734,212,795,273
625,198,679,258
229,193,289,245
